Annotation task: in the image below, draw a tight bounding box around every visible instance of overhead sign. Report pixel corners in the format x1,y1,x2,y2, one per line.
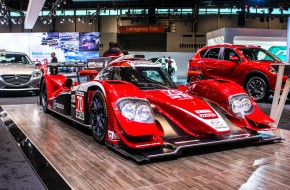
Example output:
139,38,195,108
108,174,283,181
119,26,164,33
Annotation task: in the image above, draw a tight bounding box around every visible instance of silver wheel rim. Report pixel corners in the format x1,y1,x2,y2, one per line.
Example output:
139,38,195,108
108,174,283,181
247,79,265,100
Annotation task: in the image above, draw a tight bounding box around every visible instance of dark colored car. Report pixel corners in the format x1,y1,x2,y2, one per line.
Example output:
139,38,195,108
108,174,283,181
187,44,288,102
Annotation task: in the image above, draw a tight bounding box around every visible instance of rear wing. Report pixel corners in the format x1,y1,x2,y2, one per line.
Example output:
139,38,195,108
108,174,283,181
87,54,146,70
47,62,87,68
47,62,98,83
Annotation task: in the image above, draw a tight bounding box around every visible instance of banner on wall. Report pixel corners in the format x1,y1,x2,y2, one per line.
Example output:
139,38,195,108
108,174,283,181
119,26,164,33
0,32,100,62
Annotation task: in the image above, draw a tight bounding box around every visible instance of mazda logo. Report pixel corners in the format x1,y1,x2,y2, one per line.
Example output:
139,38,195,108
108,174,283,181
15,74,19,79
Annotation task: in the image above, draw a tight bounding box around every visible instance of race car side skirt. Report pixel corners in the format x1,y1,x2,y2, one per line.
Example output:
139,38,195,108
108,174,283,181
107,134,281,162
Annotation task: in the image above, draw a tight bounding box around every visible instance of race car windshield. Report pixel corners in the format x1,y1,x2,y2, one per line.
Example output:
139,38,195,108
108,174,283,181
0,54,33,64
116,66,177,90
238,48,281,62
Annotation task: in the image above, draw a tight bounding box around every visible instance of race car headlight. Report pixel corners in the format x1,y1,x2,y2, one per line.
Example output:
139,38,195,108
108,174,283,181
228,94,254,118
121,101,136,120
32,70,42,78
117,98,154,123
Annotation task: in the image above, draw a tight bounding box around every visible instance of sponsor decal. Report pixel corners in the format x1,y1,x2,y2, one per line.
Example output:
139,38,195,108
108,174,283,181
53,100,64,110
108,130,119,140
209,119,228,130
76,91,85,120
195,110,212,114
211,120,223,126
196,109,216,118
71,94,75,103
199,113,217,118
165,90,193,100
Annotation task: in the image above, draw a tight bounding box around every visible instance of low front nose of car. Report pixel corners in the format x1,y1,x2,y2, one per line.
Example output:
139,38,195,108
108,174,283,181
145,90,231,137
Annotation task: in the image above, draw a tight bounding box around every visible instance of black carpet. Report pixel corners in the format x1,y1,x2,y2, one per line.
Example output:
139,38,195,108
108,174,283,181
0,121,46,190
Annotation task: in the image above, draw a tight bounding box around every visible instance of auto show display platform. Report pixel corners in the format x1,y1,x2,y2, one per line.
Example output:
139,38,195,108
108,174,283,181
2,104,290,190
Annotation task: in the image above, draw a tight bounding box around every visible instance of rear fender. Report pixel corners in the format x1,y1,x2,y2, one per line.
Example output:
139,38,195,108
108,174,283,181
41,74,67,100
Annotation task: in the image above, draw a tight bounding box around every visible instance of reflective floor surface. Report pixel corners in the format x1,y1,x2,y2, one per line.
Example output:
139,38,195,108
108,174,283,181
1,104,290,190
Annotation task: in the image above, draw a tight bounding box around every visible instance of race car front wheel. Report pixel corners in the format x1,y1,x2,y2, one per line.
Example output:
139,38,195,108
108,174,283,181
40,80,49,113
91,89,108,144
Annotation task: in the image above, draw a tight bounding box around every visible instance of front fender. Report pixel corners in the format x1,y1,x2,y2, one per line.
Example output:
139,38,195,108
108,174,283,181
187,79,245,111
187,79,276,130
88,80,160,137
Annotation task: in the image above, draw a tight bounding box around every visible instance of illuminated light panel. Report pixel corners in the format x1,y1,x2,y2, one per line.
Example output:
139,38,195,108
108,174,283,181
24,0,46,29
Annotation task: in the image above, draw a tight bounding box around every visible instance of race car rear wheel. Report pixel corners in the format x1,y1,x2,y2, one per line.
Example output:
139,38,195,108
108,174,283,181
40,80,49,113
91,89,108,144
246,76,269,102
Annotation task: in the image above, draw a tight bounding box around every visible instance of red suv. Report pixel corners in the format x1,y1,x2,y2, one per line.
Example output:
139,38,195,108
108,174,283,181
187,44,288,102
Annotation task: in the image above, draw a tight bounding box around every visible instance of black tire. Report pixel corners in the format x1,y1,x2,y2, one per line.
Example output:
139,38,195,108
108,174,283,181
188,74,203,83
40,80,49,113
91,89,108,144
33,90,40,96
246,76,269,102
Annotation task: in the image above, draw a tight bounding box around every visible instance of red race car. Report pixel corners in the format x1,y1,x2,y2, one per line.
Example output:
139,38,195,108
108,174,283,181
187,44,288,102
39,55,281,162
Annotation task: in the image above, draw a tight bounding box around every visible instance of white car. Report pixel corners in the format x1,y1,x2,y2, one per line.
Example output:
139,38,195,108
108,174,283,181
0,50,42,94
148,57,178,76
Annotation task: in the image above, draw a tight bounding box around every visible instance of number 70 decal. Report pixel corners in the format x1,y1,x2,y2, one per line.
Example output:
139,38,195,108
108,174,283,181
76,91,85,120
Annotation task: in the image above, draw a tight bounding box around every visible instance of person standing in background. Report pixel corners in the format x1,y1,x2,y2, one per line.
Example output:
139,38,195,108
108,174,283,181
51,52,58,63
161,56,167,70
50,52,58,74
103,42,124,57
167,56,172,75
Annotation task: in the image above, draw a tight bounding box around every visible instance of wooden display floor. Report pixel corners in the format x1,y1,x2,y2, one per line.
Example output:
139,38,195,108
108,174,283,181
2,104,290,190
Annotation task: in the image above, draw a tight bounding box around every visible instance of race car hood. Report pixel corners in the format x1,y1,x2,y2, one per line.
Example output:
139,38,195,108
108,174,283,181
143,89,231,136
0,64,36,75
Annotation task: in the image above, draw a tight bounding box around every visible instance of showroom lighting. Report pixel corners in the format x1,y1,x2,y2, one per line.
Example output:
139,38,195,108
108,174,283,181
88,18,93,24
60,18,65,23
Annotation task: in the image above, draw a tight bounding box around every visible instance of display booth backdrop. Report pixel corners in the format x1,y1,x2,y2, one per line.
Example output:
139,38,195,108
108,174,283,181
207,28,287,61
0,32,100,62
131,51,194,78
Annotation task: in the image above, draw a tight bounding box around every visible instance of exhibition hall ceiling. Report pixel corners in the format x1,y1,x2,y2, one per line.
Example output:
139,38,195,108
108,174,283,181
5,0,290,12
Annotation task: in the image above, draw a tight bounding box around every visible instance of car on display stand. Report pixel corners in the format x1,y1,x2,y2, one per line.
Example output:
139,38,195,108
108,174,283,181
148,57,178,76
187,44,288,102
39,55,281,162
0,50,42,94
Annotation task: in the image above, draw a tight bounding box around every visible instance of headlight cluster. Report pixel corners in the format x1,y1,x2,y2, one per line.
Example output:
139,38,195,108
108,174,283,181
32,69,42,78
228,94,253,118
117,98,154,123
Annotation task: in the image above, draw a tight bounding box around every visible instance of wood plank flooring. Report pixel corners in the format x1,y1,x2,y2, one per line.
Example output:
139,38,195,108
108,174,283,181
3,104,290,190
